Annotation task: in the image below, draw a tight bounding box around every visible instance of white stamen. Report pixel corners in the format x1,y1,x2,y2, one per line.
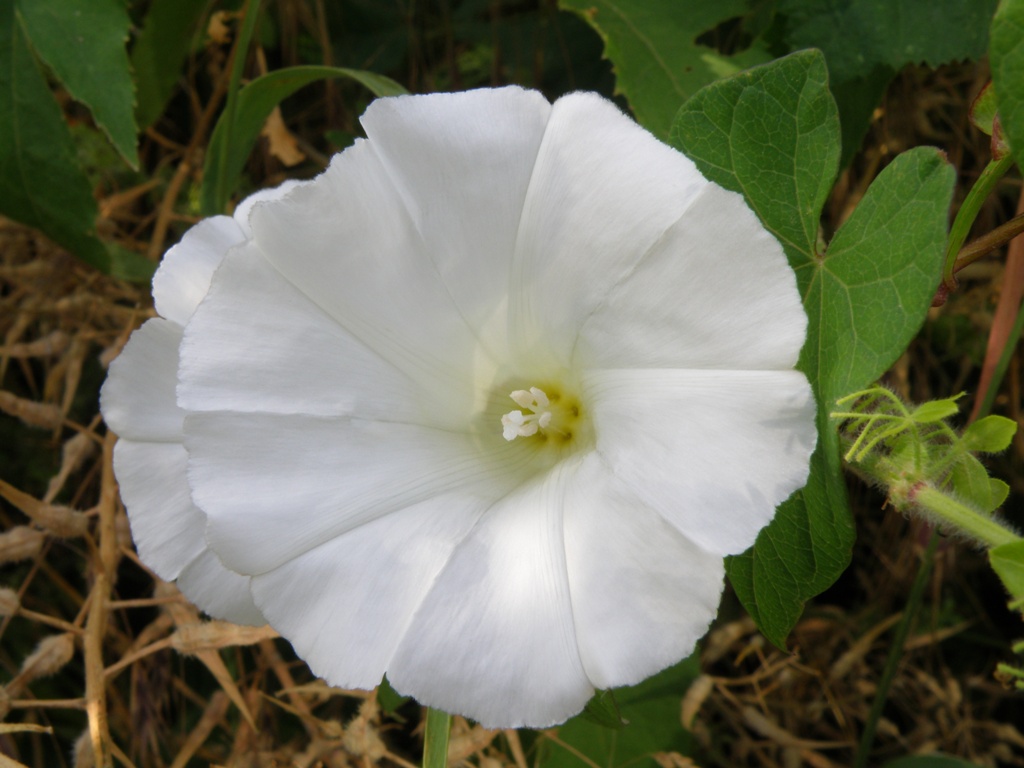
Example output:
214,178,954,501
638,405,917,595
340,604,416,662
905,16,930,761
501,387,554,441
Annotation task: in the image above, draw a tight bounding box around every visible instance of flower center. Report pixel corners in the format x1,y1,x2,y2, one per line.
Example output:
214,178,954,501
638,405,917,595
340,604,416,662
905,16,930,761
500,386,580,443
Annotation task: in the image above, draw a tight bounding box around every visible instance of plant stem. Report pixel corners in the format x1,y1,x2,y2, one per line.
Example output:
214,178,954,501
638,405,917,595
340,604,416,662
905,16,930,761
942,154,1015,290
913,485,1021,548
423,707,451,768
953,211,1024,274
853,532,940,768
205,0,262,215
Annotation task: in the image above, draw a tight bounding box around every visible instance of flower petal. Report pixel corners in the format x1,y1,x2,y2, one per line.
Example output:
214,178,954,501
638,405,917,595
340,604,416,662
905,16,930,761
359,87,551,354
152,217,244,327
231,179,305,237
178,245,440,423
563,454,724,689
187,412,538,576
152,181,302,326
177,549,264,626
388,460,592,729
509,92,708,366
100,318,183,442
247,140,492,395
575,183,807,370
111,440,205,581
583,368,816,555
248,496,486,689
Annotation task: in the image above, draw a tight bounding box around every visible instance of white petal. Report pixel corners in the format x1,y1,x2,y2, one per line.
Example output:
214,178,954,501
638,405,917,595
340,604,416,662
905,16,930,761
112,440,205,581
247,140,491,397
177,244,440,423
583,368,816,555
359,87,551,354
152,216,244,326
388,460,592,729
100,318,183,442
249,496,486,689
177,549,265,626
575,184,807,370
231,179,305,237
563,454,725,689
152,181,303,326
509,92,708,366
187,412,538,576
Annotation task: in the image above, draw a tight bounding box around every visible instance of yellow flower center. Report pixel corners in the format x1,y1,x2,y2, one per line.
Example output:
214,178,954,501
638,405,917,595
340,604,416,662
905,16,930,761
500,385,581,445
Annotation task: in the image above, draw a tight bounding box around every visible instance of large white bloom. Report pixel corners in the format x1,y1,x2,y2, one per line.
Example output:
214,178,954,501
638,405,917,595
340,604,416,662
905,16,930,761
101,87,816,728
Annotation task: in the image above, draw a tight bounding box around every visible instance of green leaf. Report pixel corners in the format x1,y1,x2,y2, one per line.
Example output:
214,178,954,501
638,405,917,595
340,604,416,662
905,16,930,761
580,690,626,729
423,708,451,768
963,414,1018,453
970,82,999,136
673,50,955,645
910,397,962,423
781,0,998,80
16,0,138,168
779,0,999,162
131,0,209,129
0,2,109,273
108,244,157,283
727,437,853,646
991,539,1024,602
201,65,407,214
557,0,770,139
991,0,1024,158
376,674,409,714
949,454,1006,515
538,655,699,768
808,148,956,398
672,50,839,266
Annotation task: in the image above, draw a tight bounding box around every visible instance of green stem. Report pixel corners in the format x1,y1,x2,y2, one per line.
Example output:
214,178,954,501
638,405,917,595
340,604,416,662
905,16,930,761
913,485,1021,548
953,211,1024,274
423,707,451,768
942,154,1015,290
204,0,262,215
853,532,940,768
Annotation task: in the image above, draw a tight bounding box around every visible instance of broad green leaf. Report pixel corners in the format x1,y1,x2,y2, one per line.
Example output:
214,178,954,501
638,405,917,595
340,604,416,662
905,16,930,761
131,0,209,129
781,0,998,79
991,539,1024,602
557,0,770,139
809,148,955,400
780,0,999,162
962,414,1018,453
538,655,699,768
991,0,1024,158
726,441,852,646
0,2,109,273
673,50,955,645
672,51,839,266
16,0,138,167
201,66,407,214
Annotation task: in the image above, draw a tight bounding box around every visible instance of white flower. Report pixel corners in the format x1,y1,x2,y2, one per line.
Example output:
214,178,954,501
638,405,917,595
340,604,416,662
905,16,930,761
100,86,816,729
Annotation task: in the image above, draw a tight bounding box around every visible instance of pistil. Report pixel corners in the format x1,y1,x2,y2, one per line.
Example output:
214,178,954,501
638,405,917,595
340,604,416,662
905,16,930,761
500,385,583,445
